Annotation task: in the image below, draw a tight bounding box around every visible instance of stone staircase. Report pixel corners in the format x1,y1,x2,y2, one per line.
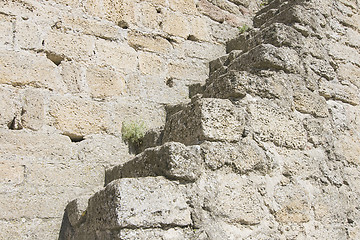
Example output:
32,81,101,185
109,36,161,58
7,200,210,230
59,0,360,239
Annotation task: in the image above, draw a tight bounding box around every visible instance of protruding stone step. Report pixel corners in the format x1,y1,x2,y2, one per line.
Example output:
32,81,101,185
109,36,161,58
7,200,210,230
64,177,192,239
105,142,202,185
163,98,246,145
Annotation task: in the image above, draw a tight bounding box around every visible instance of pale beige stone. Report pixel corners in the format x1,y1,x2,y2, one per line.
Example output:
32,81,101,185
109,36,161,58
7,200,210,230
168,59,208,82
15,20,42,50
60,15,125,40
60,61,83,93
319,79,359,105
86,65,126,98
0,14,13,48
0,162,25,185
293,88,329,117
0,86,21,128
21,89,45,131
338,62,360,88
95,39,138,72
128,31,173,54
189,16,211,41
169,0,198,14
44,30,95,61
139,52,165,76
49,96,110,138
0,129,72,158
334,133,360,165
162,12,190,38
137,2,162,30
0,50,64,91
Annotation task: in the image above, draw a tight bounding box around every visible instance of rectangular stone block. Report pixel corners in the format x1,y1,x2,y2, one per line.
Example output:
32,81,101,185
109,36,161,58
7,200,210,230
163,98,246,145
86,65,126,98
0,50,64,92
44,30,95,61
87,177,192,230
21,89,45,130
167,59,208,82
49,96,110,139
247,101,307,149
95,39,138,72
0,14,13,48
15,20,42,50
0,85,21,128
169,0,198,14
139,52,165,76
162,11,190,38
60,61,83,93
0,162,25,185
128,31,172,54
0,130,73,159
105,142,201,185
319,79,359,106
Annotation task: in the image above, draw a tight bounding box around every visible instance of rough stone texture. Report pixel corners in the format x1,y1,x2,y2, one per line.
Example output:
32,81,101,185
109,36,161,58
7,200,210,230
62,0,360,239
0,0,259,238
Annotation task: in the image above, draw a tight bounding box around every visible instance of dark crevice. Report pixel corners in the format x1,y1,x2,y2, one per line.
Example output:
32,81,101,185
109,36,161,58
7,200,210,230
118,20,129,29
187,35,198,41
46,52,65,66
63,133,85,143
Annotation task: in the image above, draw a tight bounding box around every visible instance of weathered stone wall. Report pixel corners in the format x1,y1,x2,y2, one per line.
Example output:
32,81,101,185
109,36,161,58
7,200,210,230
0,0,259,239
62,0,360,239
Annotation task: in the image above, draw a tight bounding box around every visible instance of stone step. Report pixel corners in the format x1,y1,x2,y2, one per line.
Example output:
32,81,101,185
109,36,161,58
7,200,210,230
105,142,201,185
162,98,246,145
62,177,193,239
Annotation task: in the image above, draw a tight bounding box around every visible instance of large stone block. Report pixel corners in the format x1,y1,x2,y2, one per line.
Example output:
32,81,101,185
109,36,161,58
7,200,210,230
162,11,190,38
44,30,95,61
128,31,173,54
163,98,246,145
139,52,165,76
0,86,21,129
293,88,329,117
49,96,110,139
319,79,359,105
14,20,42,50
247,101,308,149
60,61,83,93
105,142,201,184
95,39,138,72
0,130,72,158
0,161,25,185
200,137,271,174
21,88,45,130
334,133,360,165
0,50,64,91
169,0,197,14
137,2,162,30
86,65,126,98
0,14,13,48
337,62,360,88
189,16,211,42
167,59,208,82
86,177,192,230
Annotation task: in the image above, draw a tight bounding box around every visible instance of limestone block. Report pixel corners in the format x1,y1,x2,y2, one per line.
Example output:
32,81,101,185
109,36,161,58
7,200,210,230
273,183,311,223
337,62,360,88
105,142,201,184
139,52,165,76
247,101,308,149
167,59,208,82
60,16,125,41
0,86,21,128
52,0,81,8
0,218,60,240
319,79,359,105
199,173,266,225
169,0,197,14
328,42,360,66
229,44,301,73
15,20,42,50
117,228,192,240
21,88,45,130
162,12,190,38
0,162,25,185
0,50,64,91
0,186,84,219
84,0,135,26
0,129,72,158
200,137,271,174
86,65,126,98
293,88,329,117
95,39,138,72
179,41,225,60
208,0,242,14
197,0,226,23
60,61,83,93
0,14,13,48
189,16,211,42
49,96,110,139
65,196,89,227
86,177,192,229
137,2,162,30
44,30,95,61
128,31,173,54
334,133,360,165
163,98,246,145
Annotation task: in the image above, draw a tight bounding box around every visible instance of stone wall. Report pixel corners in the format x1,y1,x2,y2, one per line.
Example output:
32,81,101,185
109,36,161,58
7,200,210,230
0,0,259,239
62,0,360,239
